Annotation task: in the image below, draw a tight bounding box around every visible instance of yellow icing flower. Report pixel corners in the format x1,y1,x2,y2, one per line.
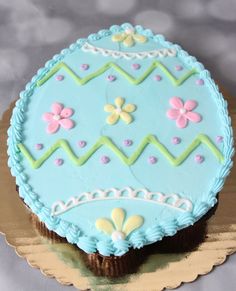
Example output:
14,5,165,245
104,97,136,125
112,28,147,47
95,208,144,242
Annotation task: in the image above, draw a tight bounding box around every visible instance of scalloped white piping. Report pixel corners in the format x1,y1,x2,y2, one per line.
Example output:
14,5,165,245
81,42,177,59
51,187,193,216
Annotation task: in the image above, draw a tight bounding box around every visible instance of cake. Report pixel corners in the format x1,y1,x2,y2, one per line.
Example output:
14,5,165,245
8,23,234,276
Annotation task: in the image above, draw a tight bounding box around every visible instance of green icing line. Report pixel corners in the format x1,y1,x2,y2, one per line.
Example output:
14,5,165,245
37,62,197,87
18,134,224,169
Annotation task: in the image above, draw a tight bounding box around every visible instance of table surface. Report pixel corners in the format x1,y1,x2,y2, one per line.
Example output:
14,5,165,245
0,0,235,290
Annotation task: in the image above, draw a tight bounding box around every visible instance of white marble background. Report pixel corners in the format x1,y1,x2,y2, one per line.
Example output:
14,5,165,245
0,0,235,290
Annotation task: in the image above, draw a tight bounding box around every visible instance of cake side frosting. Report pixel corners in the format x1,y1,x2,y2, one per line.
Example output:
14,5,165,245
8,23,234,256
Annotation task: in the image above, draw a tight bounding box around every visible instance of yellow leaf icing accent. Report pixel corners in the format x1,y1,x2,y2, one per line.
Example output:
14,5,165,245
115,97,124,107
112,33,125,42
133,33,147,43
106,112,119,125
95,218,114,235
95,208,144,241
120,111,132,124
123,215,144,236
111,208,125,231
104,104,115,112
123,35,134,47
123,104,136,113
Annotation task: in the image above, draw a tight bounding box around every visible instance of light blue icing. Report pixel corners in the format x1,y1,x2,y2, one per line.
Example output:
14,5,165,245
96,240,115,257
8,24,234,256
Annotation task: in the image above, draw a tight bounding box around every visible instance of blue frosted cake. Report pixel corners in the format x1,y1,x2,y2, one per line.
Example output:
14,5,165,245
8,23,234,275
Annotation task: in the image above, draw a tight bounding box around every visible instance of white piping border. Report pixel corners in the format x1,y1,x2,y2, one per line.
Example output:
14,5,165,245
51,187,193,216
81,42,177,59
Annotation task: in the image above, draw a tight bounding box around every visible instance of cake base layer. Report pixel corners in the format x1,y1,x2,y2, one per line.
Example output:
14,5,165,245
18,185,219,277
28,199,218,277
3,89,235,288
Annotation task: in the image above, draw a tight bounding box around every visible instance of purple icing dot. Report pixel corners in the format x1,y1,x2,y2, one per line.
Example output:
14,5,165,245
54,158,64,166
148,156,157,164
131,63,140,70
172,137,181,145
107,75,116,82
35,143,43,150
55,75,64,81
175,65,183,71
81,64,89,70
216,136,223,143
78,140,87,148
195,155,204,164
154,75,162,81
196,79,204,86
123,139,133,147
100,156,110,164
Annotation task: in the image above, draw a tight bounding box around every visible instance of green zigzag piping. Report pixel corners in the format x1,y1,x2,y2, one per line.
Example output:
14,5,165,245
18,134,224,169
37,61,197,87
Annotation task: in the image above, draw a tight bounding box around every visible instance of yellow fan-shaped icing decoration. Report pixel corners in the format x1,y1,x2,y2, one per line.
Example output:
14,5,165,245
95,218,115,235
122,215,144,236
111,208,125,231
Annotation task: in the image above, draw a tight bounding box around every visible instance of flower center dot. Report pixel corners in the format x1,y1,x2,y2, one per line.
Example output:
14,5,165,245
111,230,126,242
53,114,61,120
116,108,122,114
180,108,187,114
125,28,134,35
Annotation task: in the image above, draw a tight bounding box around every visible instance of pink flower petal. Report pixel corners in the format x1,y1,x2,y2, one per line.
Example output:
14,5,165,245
176,115,188,128
185,112,202,123
47,121,60,134
60,107,73,118
51,102,63,115
59,118,74,129
184,100,197,111
42,112,54,121
166,108,180,120
169,97,184,109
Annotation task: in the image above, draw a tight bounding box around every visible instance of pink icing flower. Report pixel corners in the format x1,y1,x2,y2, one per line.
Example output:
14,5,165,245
166,97,201,128
42,102,74,134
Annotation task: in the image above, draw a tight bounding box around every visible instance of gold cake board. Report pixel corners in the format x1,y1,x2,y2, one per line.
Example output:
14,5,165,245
0,89,236,290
